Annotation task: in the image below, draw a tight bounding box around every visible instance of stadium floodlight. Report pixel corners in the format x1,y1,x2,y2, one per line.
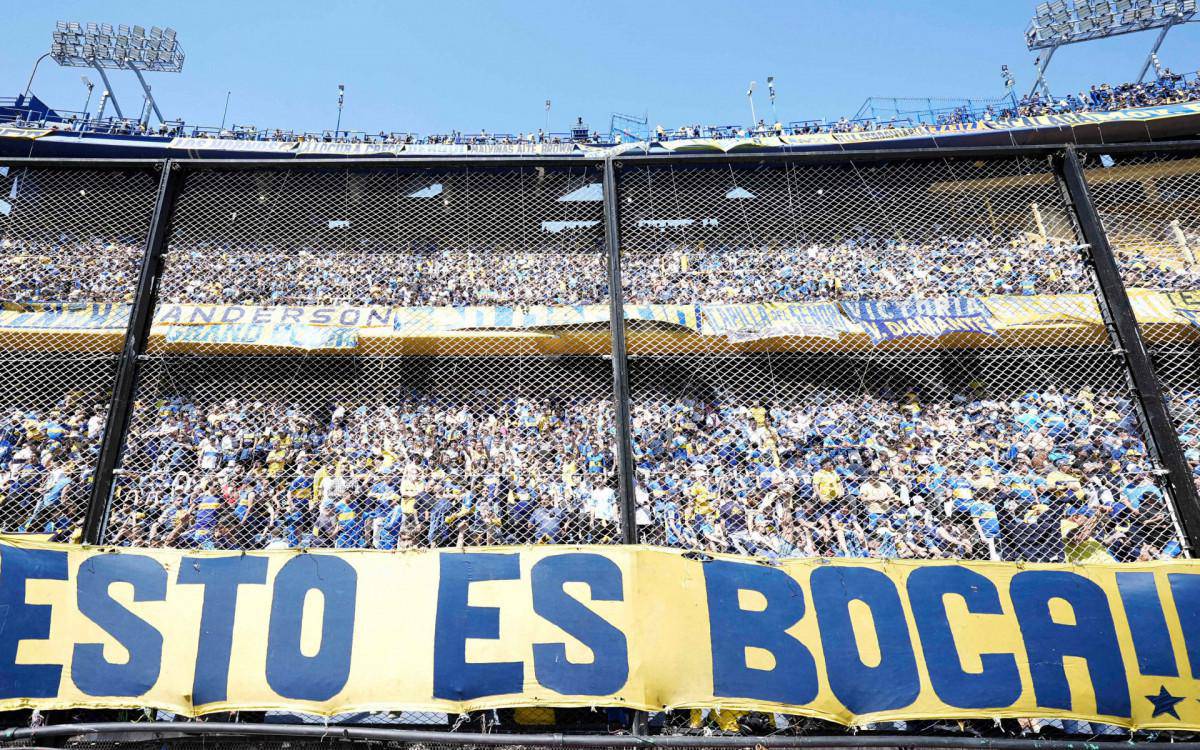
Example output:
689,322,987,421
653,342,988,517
1024,0,1195,93
51,20,184,71
47,21,183,127
766,76,778,124
1027,0,1195,49
80,75,94,119
1001,64,1016,90
746,81,757,129
335,83,345,136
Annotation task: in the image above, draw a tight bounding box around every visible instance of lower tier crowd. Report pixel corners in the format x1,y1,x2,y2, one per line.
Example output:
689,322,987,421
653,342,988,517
0,380,1191,563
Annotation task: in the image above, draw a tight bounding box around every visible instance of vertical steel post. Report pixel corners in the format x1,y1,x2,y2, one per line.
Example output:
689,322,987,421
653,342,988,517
1057,146,1200,552
602,156,648,737
83,160,182,544
603,157,639,547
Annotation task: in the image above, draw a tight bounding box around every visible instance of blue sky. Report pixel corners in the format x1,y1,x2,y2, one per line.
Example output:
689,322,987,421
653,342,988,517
5,1,1197,137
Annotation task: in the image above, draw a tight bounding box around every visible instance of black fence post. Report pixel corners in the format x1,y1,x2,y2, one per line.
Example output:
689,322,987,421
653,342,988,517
603,157,639,547
83,160,182,544
1057,145,1200,552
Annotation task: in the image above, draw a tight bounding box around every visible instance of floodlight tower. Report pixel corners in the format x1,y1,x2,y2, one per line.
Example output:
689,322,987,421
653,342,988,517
1024,0,1197,97
48,21,185,126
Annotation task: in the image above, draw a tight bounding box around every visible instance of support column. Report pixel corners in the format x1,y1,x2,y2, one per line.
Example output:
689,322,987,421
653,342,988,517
602,157,639,547
83,160,181,544
90,63,125,120
1057,146,1200,553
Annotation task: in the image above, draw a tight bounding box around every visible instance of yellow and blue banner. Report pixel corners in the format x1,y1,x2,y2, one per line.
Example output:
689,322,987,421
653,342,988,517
161,323,359,350
699,302,849,342
841,297,996,344
1,535,1199,729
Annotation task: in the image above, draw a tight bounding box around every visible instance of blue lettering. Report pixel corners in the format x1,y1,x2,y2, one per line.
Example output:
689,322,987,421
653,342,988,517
703,560,818,705
907,566,1019,709
266,555,357,701
1116,572,1177,677
1167,574,1200,678
1011,571,1130,718
0,545,67,698
72,554,166,696
433,553,522,700
531,553,628,696
177,555,268,706
811,566,920,713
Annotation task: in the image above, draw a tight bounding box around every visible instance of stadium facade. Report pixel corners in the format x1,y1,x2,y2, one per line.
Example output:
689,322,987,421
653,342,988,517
5,134,1200,748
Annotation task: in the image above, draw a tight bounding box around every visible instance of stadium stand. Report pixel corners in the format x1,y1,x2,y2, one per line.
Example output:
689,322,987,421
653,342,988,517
0,148,1195,572
4,71,1199,146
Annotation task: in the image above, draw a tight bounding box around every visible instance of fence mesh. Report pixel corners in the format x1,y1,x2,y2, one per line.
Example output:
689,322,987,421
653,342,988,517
1082,148,1200,502
0,162,158,540
3,150,1200,742
106,164,619,550
617,154,1188,562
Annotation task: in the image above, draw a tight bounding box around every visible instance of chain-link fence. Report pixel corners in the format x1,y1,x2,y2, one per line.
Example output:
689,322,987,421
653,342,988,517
0,162,158,541
616,154,1188,562
104,163,619,550
0,149,1191,564
1083,148,1200,505
4,149,1200,741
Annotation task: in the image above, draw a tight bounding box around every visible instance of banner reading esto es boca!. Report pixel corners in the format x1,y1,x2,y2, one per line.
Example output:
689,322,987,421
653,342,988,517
2,536,1200,728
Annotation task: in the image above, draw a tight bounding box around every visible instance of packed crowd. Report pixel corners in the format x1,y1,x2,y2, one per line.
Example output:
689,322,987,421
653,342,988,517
0,378,1190,564
5,232,1200,310
0,392,106,542
157,237,1093,307
1002,70,1200,119
621,237,1094,304
155,246,609,307
658,72,1200,139
0,237,141,304
632,386,1182,563
0,380,1152,563
104,393,621,549
0,234,1112,308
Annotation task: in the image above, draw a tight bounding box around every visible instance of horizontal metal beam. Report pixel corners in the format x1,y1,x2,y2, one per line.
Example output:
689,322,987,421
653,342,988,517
0,140,1197,173
1,722,1195,750
614,144,1077,166
1076,139,1200,155
172,155,605,170
0,157,164,169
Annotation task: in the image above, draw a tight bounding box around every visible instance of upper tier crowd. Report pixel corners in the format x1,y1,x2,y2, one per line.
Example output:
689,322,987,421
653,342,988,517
2,232,1199,308
0,379,1189,563
1002,70,1200,119
6,71,1198,146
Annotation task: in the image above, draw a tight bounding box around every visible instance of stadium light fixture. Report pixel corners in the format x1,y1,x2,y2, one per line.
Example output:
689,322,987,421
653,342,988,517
1001,64,1016,90
767,76,778,124
47,21,184,127
1025,0,1194,50
746,80,757,129
51,20,184,72
1024,0,1196,94
80,75,94,120
336,83,345,136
